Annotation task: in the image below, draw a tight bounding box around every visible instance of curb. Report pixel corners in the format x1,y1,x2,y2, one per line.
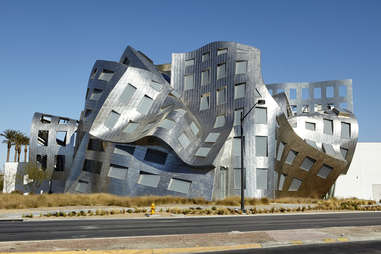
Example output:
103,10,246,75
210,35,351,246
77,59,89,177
17,210,381,222
2,237,381,254
0,218,23,222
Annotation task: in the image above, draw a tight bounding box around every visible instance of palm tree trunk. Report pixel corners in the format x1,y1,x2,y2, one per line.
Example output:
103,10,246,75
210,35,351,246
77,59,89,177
14,145,17,162
17,147,21,162
24,145,28,162
6,142,11,162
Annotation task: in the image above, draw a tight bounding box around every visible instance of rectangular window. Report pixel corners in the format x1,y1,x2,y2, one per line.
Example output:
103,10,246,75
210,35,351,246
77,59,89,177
38,130,49,146
122,121,138,134
89,88,103,101
235,61,247,74
150,80,162,91
340,147,348,159
137,95,153,115
216,86,227,105
88,138,105,152
202,52,210,62
322,143,335,156
114,144,135,155
317,164,333,179
217,48,228,55
323,119,334,135
326,86,334,97
138,171,160,187
120,83,137,104
314,87,322,99
58,118,69,125
195,147,211,157
276,142,285,161
159,119,176,129
305,122,316,131
256,136,268,157
178,133,191,148
341,122,351,139
36,154,47,170
144,149,168,165
205,132,220,143
108,164,128,180
104,110,120,129
288,178,302,191
234,83,245,99
98,69,114,82
339,85,347,96
40,115,52,124
168,178,191,194
90,68,97,79
302,105,310,113
184,58,194,68
256,168,268,190
285,150,298,165
289,88,297,100
54,155,65,172
190,122,199,136
279,174,286,191
75,180,89,193
302,88,309,100
200,93,210,111
214,115,226,128
201,69,210,86
300,156,315,172
56,131,67,146
82,159,102,175
255,107,267,124
234,108,243,126
232,138,241,156
217,63,226,79
184,74,194,90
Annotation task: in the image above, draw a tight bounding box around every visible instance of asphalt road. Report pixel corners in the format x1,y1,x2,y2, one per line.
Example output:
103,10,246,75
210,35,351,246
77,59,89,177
1,212,381,242
203,241,381,254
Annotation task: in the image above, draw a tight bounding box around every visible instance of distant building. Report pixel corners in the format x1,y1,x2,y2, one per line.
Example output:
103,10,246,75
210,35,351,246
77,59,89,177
334,142,381,201
23,42,358,199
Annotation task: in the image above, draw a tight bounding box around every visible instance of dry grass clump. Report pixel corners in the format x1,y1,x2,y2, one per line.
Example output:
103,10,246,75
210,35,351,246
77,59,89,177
214,196,270,206
0,193,377,210
0,193,212,209
273,197,320,204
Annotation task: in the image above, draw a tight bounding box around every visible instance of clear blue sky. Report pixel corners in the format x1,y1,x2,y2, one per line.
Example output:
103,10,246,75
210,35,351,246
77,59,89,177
1,0,380,169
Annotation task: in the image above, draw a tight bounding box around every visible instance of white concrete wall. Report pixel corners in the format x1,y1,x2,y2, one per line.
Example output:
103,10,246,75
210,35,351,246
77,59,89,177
334,142,381,200
3,162,27,193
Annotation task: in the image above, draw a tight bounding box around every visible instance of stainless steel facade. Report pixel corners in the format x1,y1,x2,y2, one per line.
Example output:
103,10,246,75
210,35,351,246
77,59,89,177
28,42,358,199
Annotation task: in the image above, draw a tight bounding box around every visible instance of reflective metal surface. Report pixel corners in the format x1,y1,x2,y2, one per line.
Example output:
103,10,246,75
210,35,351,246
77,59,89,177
28,42,358,199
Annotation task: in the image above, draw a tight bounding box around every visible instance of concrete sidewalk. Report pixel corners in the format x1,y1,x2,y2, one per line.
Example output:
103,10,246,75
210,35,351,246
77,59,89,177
1,225,381,253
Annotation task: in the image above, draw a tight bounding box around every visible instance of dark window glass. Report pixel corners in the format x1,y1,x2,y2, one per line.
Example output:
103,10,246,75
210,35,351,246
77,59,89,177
115,144,135,155
82,159,102,174
144,149,168,165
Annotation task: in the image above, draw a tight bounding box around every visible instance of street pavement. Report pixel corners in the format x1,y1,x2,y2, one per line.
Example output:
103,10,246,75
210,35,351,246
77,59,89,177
1,212,381,242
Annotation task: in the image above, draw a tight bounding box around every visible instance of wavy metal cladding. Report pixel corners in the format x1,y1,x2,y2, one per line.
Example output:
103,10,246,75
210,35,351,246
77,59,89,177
274,102,358,197
27,41,359,200
29,113,78,192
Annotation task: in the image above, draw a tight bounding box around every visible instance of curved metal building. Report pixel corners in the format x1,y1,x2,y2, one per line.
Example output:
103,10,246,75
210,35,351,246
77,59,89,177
28,42,358,199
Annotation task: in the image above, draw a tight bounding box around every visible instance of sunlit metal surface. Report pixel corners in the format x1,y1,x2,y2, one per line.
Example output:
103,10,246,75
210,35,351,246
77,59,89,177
28,42,358,199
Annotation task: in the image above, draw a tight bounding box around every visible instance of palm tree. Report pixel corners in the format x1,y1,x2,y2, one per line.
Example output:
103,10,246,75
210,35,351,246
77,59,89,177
0,129,17,162
14,132,24,162
21,135,30,162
